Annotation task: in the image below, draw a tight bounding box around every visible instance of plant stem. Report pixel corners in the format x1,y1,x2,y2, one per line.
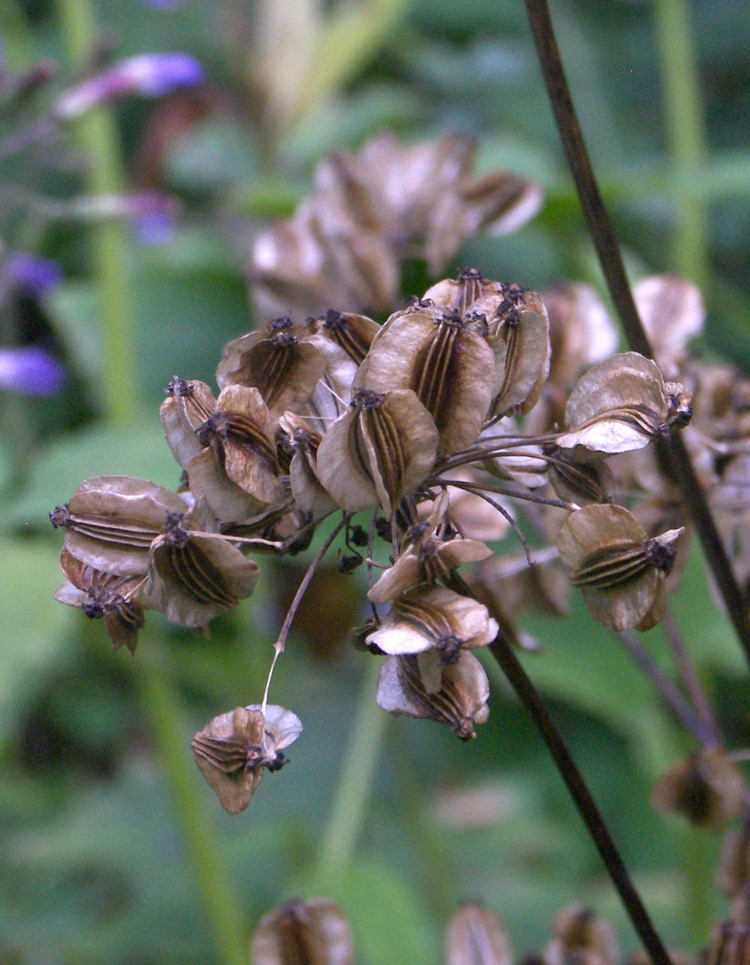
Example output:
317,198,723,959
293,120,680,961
55,0,137,426
523,0,750,670
489,632,672,965
313,658,388,888
134,644,248,965
653,0,709,291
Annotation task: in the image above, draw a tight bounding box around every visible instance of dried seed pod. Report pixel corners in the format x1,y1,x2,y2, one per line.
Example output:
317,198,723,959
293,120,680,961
51,475,190,577
376,649,490,740
192,704,302,815
544,444,614,506
557,353,689,458
145,519,259,627
315,388,438,516
445,901,513,965
485,287,551,419
634,275,704,377
250,898,354,965
278,411,337,519
423,268,506,315
216,318,328,414
542,282,618,392
360,302,496,456
161,377,218,470
546,905,620,965
368,493,491,604
651,749,746,830
55,548,145,653
366,585,498,659
557,504,683,632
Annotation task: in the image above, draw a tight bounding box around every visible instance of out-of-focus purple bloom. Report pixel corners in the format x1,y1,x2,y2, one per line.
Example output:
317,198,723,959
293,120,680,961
0,347,66,396
6,254,63,296
142,0,183,8
55,53,205,120
134,210,176,245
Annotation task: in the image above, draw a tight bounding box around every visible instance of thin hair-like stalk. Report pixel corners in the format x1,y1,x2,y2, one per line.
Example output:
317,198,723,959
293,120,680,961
523,0,750,669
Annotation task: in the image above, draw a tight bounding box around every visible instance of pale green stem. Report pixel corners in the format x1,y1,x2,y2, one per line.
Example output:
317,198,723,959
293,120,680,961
55,0,137,426
313,658,388,888
133,643,248,965
653,0,710,292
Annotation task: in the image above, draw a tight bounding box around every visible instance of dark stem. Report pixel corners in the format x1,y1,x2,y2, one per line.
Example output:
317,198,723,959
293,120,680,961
523,0,750,668
662,608,723,746
489,632,673,965
446,573,671,963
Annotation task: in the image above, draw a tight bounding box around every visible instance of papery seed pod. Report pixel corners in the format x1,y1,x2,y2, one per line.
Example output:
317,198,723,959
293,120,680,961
145,518,259,627
376,649,490,740
651,749,746,830
368,493,492,604
315,388,438,516
541,282,618,394
308,309,380,368
50,476,191,577
546,905,620,965
359,301,496,456
161,377,218,470
445,901,513,965
485,287,550,419
250,897,354,965
192,704,302,815
367,585,498,659
216,318,328,414
278,411,337,519
557,353,688,458
634,275,704,378
423,268,506,315
557,504,683,632
55,548,145,653
544,444,614,506
719,815,750,897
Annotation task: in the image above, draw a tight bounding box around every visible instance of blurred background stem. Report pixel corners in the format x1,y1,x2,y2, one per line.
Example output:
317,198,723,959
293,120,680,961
55,0,136,426
654,0,709,293
312,658,387,889
134,641,247,965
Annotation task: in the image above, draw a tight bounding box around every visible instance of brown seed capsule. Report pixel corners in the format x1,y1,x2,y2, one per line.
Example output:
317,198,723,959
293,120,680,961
546,905,620,965
52,476,191,578
145,518,259,627
216,318,328,414
651,749,746,830
557,353,688,458
445,901,513,965
368,493,492,604
557,504,683,632
192,704,302,815
360,302,496,456
485,287,551,419
376,648,490,740
315,388,438,516
367,585,498,659
55,548,145,653
250,897,354,965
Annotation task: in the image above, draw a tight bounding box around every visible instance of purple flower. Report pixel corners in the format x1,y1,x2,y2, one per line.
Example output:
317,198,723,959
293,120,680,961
6,254,63,296
55,53,205,120
0,347,66,396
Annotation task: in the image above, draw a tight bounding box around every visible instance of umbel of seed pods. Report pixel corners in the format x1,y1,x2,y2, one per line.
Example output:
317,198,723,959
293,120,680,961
51,269,692,813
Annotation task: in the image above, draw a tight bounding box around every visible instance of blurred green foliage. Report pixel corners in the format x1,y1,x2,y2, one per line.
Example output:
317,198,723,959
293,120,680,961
2,0,750,961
